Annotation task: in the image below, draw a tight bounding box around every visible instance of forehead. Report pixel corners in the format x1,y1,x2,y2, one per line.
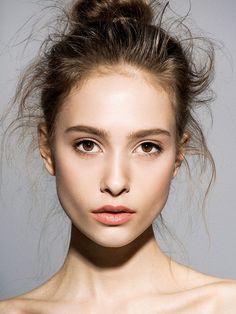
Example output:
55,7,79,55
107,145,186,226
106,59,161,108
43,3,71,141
57,67,176,135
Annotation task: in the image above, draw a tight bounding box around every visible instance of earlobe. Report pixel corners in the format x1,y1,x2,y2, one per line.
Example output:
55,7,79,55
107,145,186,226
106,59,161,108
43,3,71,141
173,164,180,178
38,123,55,176
172,155,183,179
172,132,189,179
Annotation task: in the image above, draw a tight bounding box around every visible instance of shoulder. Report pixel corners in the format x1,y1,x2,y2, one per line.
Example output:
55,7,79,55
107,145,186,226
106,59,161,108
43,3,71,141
0,298,57,314
183,279,236,313
0,271,67,314
187,267,236,297
169,262,236,312
0,286,49,314
211,280,236,312
0,300,25,314
0,298,88,314
0,288,53,314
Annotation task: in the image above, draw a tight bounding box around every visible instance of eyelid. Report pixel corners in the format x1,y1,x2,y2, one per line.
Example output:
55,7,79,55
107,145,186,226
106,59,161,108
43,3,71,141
133,141,163,154
73,138,102,154
72,138,163,155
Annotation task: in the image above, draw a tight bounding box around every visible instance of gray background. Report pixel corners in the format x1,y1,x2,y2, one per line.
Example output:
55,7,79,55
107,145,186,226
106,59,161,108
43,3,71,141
0,0,236,300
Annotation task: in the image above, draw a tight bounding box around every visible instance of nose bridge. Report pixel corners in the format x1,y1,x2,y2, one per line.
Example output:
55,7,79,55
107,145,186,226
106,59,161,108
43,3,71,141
100,149,130,196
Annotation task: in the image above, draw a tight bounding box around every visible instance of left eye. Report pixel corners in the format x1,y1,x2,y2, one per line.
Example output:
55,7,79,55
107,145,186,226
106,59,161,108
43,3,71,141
73,140,101,153
135,142,162,154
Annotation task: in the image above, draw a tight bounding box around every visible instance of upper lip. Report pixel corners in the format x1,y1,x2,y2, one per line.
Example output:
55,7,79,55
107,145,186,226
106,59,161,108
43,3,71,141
92,205,136,213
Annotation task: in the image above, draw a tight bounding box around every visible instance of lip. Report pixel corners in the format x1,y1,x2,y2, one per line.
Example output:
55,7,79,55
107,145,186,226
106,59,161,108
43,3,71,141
92,205,136,213
91,205,136,225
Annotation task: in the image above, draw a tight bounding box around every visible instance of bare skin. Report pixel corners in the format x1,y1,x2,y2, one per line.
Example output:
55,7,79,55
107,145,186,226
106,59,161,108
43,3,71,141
1,228,236,313
1,66,236,313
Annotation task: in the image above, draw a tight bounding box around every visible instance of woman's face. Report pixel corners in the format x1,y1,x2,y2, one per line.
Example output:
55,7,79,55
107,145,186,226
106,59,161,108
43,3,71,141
42,68,180,247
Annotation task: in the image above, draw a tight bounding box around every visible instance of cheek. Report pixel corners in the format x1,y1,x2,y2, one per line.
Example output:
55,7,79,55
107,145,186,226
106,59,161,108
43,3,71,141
53,152,98,216
134,155,175,213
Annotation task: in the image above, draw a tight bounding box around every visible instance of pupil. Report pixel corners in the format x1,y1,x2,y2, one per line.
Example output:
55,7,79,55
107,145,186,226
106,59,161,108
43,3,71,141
142,143,152,152
83,141,94,151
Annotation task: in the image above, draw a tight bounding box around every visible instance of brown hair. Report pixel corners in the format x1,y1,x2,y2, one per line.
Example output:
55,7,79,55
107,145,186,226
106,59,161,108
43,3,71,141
1,0,215,203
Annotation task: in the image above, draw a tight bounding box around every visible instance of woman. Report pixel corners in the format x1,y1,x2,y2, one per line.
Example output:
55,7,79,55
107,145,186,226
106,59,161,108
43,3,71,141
1,0,236,312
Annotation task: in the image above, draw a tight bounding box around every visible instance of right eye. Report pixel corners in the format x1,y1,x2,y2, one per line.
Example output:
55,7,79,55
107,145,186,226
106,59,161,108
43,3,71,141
73,140,101,154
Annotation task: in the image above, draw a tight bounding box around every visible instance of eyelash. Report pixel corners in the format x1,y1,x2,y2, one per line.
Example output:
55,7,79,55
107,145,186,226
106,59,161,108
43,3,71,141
72,139,163,157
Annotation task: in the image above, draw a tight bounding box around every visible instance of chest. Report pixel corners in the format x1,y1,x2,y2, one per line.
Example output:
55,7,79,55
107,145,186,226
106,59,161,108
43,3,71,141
19,291,223,314
73,294,220,314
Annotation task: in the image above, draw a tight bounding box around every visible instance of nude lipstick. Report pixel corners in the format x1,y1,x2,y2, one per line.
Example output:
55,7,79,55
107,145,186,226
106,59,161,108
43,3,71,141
91,205,136,225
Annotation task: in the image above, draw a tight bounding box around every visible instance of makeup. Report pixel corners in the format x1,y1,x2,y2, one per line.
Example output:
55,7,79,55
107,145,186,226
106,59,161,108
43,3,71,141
91,205,136,225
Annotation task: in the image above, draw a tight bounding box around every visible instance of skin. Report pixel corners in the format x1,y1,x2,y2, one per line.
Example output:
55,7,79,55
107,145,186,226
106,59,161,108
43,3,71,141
1,66,236,313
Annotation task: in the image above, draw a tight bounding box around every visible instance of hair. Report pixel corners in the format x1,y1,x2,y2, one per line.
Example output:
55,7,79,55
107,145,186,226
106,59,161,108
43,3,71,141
1,0,215,221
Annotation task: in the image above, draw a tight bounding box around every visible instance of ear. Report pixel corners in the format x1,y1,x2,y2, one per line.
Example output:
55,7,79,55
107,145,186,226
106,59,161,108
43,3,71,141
173,132,189,178
38,123,55,176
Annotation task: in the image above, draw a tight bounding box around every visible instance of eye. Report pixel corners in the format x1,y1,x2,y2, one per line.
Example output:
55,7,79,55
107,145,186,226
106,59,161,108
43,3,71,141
73,140,101,154
134,142,162,155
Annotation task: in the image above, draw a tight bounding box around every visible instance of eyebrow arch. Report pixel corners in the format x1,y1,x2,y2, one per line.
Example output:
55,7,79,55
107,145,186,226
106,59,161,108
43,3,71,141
65,125,171,139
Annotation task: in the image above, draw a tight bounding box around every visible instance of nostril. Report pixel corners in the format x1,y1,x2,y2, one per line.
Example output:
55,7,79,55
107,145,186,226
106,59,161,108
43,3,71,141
100,186,130,196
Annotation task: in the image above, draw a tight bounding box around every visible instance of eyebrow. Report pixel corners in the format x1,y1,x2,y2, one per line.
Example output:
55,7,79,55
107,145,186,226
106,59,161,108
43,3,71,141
65,125,171,139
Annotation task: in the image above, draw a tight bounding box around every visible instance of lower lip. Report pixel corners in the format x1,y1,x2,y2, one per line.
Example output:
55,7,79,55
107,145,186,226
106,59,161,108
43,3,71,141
91,212,135,225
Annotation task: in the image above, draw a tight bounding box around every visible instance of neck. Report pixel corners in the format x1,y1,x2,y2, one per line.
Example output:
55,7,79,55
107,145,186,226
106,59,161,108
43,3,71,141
54,225,176,303
70,223,156,267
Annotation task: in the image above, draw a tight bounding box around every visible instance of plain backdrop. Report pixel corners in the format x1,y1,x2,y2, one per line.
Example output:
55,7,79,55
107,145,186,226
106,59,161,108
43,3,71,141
0,0,236,300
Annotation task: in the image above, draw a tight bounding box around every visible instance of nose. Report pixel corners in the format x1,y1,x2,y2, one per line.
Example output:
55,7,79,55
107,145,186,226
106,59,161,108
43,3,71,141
100,152,130,197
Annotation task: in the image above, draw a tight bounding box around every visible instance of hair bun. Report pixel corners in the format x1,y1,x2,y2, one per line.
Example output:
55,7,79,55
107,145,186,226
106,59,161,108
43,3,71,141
71,0,152,25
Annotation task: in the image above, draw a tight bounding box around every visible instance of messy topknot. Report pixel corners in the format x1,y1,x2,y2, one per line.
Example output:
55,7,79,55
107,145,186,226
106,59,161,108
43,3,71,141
70,0,153,25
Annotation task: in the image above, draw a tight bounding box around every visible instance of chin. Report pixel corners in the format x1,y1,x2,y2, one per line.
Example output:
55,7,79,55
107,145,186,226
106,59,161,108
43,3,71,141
94,239,134,248
88,227,148,248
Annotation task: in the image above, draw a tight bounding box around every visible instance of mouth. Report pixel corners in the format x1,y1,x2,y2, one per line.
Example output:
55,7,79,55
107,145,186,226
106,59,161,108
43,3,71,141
91,205,136,225
92,205,136,214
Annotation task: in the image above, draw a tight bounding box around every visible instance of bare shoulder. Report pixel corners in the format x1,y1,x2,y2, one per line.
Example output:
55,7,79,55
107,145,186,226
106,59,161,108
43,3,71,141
165,278,236,313
0,298,66,314
0,299,24,314
184,276,236,313
167,261,236,312
0,297,46,314
211,279,236,311
0,270,70,314
0,277,58,314
0,298,93,314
